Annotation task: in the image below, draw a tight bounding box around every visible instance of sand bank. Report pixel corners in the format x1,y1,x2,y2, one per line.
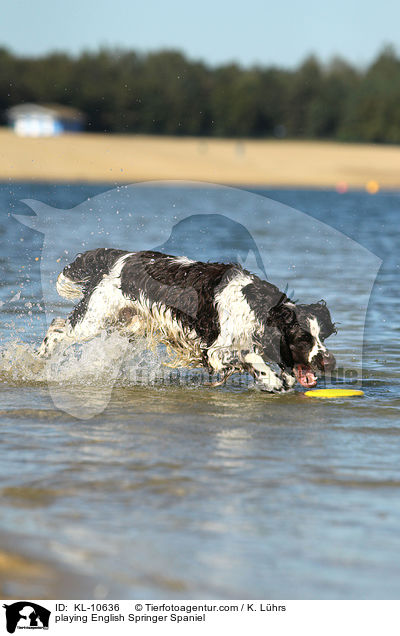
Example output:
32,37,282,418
0,127,399,188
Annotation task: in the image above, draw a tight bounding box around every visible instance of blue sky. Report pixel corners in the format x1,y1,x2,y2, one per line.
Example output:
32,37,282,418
1,0,399,68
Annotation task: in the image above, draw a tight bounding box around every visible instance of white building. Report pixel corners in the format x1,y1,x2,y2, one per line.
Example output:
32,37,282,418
7,103,84,137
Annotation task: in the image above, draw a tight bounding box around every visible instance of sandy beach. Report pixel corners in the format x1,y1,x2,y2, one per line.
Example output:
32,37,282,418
0,127,399,188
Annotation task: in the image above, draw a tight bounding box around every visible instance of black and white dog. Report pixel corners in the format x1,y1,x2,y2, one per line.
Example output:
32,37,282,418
37,248,336,392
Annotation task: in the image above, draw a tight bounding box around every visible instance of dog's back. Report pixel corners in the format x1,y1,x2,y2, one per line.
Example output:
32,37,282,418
57,248,238,346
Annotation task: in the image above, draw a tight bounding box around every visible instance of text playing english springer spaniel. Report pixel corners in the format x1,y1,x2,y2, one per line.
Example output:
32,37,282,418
37,249,336,392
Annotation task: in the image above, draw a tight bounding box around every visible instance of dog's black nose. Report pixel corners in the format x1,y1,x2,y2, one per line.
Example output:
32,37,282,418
313,350,336,371
321,351,336,371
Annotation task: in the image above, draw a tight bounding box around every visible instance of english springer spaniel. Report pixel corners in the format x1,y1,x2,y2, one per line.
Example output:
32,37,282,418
37,249,336,392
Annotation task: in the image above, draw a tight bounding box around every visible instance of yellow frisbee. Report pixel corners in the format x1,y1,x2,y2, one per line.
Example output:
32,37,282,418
304,389,364,398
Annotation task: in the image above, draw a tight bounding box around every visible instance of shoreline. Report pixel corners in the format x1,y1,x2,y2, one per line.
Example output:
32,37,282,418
1,128,399,188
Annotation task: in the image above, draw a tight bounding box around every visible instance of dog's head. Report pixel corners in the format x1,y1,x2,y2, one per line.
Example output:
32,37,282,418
266,300,337,388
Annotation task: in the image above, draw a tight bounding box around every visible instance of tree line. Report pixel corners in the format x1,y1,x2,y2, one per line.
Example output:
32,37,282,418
1,45,400,142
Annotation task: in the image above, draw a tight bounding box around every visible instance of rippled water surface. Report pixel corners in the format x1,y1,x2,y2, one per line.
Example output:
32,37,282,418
0,183,399,599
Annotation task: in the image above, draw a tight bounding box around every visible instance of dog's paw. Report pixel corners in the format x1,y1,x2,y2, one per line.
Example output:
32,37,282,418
281,370,296,391
257,375,285,393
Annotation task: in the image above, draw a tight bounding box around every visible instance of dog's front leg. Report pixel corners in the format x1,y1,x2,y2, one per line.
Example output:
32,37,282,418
243,352,285,392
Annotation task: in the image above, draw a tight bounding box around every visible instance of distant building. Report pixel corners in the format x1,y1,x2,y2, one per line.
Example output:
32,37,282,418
6,103,84,137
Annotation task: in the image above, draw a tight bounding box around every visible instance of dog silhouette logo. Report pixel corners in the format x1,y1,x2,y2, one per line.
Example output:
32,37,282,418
2,602,50,633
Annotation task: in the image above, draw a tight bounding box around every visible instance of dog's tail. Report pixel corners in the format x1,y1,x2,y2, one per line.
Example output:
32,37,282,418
56,247,128,299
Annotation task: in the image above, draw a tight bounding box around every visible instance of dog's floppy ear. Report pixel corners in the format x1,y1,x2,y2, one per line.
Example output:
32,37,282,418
261,323,285,364
307,300,337,339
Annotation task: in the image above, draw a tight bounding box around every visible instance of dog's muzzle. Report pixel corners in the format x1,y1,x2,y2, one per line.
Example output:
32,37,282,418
294,350,336,388
313,350,336,372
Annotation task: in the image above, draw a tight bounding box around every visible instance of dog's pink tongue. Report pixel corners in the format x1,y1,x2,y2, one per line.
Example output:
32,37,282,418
296,364,317,388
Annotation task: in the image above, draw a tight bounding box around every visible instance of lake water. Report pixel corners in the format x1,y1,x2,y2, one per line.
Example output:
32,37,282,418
0,182,399,599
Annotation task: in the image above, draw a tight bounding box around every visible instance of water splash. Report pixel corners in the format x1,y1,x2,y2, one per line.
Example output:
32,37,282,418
0,333,169,389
